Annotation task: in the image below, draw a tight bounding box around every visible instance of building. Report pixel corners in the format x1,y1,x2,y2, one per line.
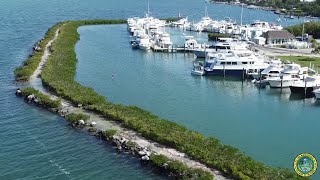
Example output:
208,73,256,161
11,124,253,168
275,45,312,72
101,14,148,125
262,30,295,45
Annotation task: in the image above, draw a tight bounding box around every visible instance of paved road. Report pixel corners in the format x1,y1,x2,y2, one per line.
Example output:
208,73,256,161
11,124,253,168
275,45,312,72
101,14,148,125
251,45,320,57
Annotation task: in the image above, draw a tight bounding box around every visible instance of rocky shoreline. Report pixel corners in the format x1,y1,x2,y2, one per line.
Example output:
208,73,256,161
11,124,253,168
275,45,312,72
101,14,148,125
15,88,223,179
15,27,226,179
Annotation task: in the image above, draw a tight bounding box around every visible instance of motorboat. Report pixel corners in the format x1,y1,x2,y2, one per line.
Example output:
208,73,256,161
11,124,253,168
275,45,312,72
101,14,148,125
191,66,205,76
252,64,282,79
157,32,173,49
138,34,151,50
268,64,308,88
313,88,320,99
268,74,300,88
193,38,248,58
171,17,190,28
184,36,200,50
204,50,269,76
289,76,320,96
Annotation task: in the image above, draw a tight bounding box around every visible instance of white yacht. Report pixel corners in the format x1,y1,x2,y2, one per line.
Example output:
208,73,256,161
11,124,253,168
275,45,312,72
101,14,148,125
268,64,308,88
138,34,151,50
193,38,248,58
204,50,269,76
188,6,212,32
171,17,190,28
289,76,320,96
155,32,173,49
252,64,283,79
184,36,200,50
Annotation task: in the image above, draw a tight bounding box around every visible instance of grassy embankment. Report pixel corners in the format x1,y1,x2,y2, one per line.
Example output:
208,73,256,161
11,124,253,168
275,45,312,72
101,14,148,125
16,19,306,179
20,87,61,108
277,56,320,70
14,23,62,81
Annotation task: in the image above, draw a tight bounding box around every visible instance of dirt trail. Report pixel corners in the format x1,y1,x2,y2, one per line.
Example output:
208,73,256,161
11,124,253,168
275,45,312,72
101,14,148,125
28,26,229,180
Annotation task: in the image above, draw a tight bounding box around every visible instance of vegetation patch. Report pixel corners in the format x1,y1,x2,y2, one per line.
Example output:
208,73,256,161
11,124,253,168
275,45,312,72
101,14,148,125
286,21,320,39
65,113,90,123
15,23,62,81
150,154,213,179
102,129,118,139
20,87,61,108
277,55,320,69
21,19,305,179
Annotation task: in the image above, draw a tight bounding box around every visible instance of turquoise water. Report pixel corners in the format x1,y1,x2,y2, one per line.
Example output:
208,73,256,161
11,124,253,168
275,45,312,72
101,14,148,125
1,0,318,179
76,24,320,179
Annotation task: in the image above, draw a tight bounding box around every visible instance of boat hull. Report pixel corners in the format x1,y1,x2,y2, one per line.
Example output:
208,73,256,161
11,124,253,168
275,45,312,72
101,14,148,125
314,91,320,99
193,50,207,58
269,79,297,88
191,70,205,76
204,69,245,76
289,86,314,96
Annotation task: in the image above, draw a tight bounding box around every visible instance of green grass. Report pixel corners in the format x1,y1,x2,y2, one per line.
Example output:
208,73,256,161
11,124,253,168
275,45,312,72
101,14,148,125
101,129,118,139
15,23,62,81
65,113,90,123
20,87,61,108
19,19,307,179
277,56,320,70
150,154,213,179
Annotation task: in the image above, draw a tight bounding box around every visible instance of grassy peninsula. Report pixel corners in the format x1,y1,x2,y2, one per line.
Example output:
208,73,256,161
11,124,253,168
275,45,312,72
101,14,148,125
15,19,305,179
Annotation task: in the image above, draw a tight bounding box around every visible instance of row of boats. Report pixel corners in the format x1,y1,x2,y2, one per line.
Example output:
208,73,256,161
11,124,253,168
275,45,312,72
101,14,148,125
127,14,173,51
171,6,283,42
191,49,320,98
126,12,320,99
127,6,283,51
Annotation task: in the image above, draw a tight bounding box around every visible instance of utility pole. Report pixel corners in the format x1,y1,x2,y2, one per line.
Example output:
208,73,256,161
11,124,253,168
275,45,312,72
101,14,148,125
302,17,305,41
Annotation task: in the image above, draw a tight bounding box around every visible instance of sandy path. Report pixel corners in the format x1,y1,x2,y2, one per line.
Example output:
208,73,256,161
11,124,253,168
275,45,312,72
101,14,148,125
30,28,60,81
28,26,229,180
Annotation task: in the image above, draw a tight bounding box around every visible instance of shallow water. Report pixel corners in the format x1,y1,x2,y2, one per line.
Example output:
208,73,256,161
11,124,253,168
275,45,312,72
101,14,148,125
0,0,317,179
75,24,320,179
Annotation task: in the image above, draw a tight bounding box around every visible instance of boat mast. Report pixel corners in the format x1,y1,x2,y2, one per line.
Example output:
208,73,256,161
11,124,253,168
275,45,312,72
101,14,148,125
146,0,150,17
240,3,243,26
205,5,208,17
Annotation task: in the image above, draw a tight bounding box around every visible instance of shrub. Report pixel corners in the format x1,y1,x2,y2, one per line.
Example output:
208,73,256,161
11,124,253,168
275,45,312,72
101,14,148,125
102,129,118,139
65,113,90,123
20,87,61,108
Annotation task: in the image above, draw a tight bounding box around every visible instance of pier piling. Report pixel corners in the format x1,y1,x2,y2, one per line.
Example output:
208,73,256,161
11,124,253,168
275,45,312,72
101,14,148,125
242,68,245,86
304,81,307,98
223,64,226,79
280,76,283,92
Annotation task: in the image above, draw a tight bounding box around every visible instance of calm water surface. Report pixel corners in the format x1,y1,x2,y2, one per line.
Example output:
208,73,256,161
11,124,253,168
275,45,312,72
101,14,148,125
76,25,320,179
1,0,317,179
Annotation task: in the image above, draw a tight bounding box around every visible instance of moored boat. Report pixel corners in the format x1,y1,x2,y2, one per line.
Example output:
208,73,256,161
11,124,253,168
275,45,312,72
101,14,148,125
313,88,320,99
204,50,269,76
289,76,320,96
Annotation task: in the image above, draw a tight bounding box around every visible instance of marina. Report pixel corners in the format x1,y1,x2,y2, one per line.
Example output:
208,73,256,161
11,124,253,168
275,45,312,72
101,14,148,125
76,23,320,179
3,0,320,179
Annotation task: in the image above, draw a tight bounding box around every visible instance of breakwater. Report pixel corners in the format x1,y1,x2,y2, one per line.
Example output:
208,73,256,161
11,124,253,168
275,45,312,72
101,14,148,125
15,19,305,179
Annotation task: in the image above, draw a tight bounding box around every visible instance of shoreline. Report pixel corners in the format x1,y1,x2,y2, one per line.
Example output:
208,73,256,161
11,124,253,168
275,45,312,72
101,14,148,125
16,24,224,179
15,19,304,179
